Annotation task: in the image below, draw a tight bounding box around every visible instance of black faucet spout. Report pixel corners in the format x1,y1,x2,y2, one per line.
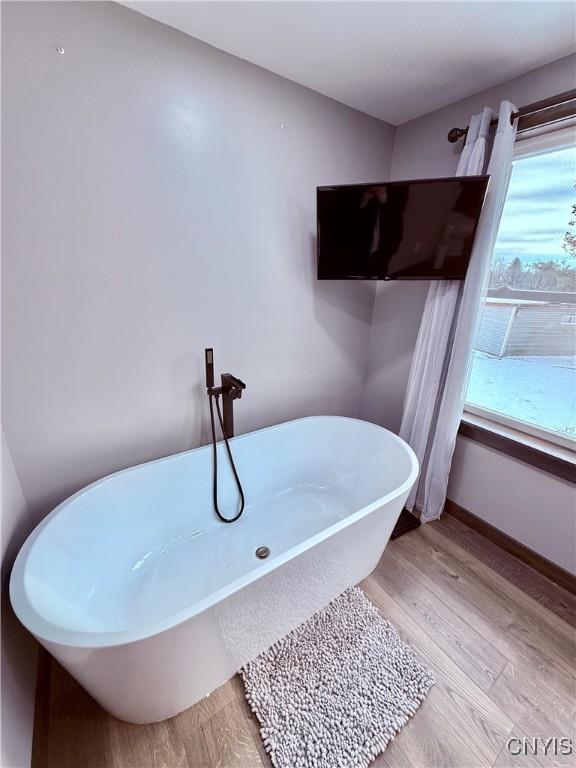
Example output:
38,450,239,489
219,374,245,437
204,350,246,438
221,373,246,399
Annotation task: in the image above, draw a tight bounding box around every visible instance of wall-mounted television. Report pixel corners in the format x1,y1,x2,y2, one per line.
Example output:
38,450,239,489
317,175,489,280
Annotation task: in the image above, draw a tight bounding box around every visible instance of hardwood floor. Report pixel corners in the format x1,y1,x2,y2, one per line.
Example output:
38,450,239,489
32,517,576,768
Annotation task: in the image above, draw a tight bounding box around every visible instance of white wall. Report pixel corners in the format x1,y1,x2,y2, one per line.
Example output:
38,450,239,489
448,437,575,574
1,432,38,768
2,1,394,521
361,54,576,573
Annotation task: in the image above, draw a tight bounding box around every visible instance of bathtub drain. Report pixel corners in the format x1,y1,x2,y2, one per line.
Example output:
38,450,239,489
255,546,270,560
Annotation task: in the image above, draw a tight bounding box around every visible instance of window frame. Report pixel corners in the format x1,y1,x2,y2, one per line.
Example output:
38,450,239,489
462,121,576,454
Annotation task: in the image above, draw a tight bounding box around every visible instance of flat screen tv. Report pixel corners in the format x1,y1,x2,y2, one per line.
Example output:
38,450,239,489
317,175,489,280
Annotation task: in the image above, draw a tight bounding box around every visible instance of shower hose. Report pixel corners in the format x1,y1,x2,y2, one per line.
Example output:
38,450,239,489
208,392,245,524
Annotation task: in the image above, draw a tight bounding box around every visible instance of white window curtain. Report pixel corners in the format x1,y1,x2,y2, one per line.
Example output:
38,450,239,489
399,100,518,523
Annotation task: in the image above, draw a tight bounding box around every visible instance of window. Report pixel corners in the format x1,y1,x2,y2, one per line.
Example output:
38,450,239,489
465,126,576,449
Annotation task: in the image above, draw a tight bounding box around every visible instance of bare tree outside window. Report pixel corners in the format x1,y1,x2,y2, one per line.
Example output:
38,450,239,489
562,184,576,258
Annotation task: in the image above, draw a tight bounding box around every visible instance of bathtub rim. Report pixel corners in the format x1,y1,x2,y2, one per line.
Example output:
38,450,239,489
10,416,418,650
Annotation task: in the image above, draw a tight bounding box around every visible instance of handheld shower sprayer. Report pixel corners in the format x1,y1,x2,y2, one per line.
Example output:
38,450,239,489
205,348,246,524
205,347,214,389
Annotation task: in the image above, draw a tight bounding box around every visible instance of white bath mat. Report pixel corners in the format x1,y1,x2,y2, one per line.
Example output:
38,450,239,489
240,586,434,768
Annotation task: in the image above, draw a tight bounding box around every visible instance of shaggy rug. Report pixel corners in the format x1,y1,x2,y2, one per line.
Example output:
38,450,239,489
240,586,434,768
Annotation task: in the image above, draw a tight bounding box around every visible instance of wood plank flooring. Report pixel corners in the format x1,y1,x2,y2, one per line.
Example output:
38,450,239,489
31,516,576,768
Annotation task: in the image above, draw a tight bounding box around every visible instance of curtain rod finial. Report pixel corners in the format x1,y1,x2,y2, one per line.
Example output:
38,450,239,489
447,127,467,143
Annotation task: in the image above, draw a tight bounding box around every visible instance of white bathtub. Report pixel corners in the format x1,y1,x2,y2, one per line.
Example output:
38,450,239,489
10,416,418,724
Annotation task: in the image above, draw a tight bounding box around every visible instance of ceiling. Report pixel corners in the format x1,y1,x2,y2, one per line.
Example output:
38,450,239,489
122,1,576,125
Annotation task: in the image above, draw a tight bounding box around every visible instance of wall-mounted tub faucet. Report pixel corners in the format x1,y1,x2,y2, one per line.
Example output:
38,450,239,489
204,348,246,523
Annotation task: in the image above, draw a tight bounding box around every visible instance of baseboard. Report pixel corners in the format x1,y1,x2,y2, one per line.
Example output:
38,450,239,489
445,499,576,596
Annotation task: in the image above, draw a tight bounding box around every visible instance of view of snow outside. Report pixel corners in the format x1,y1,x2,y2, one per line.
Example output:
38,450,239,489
466,144,576,439
467,352,576,437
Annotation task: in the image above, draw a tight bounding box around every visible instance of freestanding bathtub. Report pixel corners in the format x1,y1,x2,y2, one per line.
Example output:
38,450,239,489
10,416,418,724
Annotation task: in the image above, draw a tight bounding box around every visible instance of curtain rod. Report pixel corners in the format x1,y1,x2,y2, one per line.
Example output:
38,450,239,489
446,88,576,143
